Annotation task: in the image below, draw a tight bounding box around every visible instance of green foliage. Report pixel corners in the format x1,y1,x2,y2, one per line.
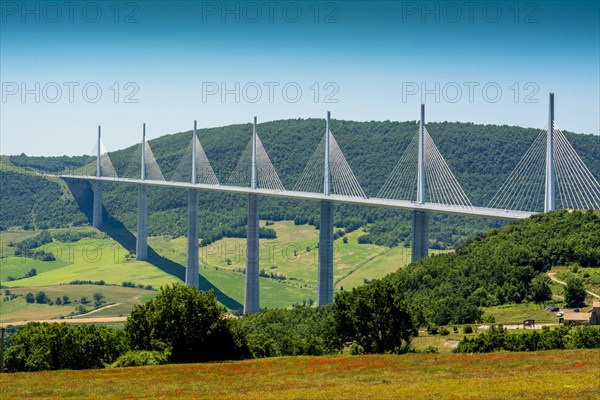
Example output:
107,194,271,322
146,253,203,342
110,350,168,368
125,283,250,363
9,153,94,173
4,323,127,372
463,325,473,334
25,292,34,303
564,277,587,308
240,306,333,357
385,210,600,326
529,275,553,303
454,325,600,353
331,278,417,353
35,291,47,304
0,171,86,229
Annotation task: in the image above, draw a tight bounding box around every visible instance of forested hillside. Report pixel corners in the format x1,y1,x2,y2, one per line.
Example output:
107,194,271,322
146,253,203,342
1,120,599,248
386,210,600,325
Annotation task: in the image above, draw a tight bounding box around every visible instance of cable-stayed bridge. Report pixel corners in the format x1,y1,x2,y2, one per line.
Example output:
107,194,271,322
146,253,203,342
60,93,600,313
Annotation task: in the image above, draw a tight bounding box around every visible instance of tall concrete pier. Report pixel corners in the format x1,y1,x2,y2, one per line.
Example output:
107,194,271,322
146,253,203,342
317,111,334,306
544,93,555,212
412,104,429,262
92,125,103,228
186,121,200,289
244,117,260,313
136,123,148,261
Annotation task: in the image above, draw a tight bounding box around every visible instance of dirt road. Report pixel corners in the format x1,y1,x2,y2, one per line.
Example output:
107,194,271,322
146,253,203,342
547,272,600,299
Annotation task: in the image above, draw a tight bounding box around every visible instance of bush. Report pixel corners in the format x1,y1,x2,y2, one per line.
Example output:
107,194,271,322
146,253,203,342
463,325,473,334
422,346,439,354
4,323,127,372
125,283,250,363
110,350,168,368
349,343,365,355
427,324,439,335
439,327,450,336
454,326,600,353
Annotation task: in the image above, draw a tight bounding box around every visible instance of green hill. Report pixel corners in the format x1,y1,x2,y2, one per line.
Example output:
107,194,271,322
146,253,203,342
384,209,600,325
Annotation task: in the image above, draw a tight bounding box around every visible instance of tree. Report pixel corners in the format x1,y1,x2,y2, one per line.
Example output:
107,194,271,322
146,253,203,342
55,297,62,305
564,277,587,308
125,283,249,363
62,295,70,304
93,292,105,307
35,291,47,304
25,292,35,303
342,236,348,244
331,278,417,353
529,275,552,303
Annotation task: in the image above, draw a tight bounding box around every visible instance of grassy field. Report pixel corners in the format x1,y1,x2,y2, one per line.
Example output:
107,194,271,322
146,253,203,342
149,221,406,290
2,221,404,318
0,285,155,323
1,350,597,399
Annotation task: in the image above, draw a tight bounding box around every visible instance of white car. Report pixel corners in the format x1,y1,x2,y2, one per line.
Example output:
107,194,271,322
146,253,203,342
556,311,564,317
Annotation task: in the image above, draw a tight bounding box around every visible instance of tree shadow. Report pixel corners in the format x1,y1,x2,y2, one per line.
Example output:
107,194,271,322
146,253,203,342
63,178,243,311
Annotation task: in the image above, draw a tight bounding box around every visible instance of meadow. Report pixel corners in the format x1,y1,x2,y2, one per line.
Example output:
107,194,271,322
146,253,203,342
1,350,597,399
0,221,415,319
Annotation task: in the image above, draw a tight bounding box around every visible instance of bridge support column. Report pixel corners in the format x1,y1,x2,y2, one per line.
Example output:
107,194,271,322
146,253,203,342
92,181,102,228
136,185,148,260
244,194,260,313
412,211,429,262
318,200,334,306
186,190,200,289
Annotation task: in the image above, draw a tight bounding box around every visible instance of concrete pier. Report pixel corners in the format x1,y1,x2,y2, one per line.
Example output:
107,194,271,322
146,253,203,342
412,104,429,262
244,193,260,313
186,189,199,289
136,185,148,260
317,200,334,306
92,181,102,228
411,210,429,262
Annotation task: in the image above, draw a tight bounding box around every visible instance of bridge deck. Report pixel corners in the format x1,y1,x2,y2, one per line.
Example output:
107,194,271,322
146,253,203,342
59,175,536,221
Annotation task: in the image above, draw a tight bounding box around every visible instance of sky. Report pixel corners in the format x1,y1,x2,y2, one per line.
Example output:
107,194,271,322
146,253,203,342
1,0,599,156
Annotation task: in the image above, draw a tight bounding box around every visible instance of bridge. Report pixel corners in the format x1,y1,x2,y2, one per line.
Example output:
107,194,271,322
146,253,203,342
60,93,600,313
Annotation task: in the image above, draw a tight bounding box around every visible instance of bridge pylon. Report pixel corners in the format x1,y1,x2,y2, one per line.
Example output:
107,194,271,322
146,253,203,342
544,93,555,212
244,117,260,314
136,123,148,261
186,120,200,289
412,104,429,262
92,125,103,228
318,111,334,306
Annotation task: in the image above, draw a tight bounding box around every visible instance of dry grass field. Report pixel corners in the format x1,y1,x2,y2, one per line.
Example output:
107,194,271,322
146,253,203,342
1,350,598,399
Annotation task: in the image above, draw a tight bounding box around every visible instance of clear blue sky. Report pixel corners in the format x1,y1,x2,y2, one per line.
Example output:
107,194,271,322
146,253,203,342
1,0,599,156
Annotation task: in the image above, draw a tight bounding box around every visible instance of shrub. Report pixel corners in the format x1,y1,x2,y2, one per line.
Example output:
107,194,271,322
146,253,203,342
422,346,439,354
349,343,365,355
110,350,168,368
463,325,473,334
4,323,127,372
439,327,450,336
427,324,439,335
125,283,250,363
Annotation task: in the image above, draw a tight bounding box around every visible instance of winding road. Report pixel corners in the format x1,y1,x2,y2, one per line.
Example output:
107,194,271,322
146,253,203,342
547,272,600,299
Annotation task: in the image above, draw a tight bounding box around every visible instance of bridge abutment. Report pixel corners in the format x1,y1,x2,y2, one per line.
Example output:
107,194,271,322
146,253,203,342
318,200,334,306
186,189,199,289
244,193,260,313
411,210,429,262
136,185,148,260
92,181,102,228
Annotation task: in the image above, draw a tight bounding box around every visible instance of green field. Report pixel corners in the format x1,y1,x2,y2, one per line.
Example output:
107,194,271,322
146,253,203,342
1,221,413,320
1,350,597,399
0,285,155,323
